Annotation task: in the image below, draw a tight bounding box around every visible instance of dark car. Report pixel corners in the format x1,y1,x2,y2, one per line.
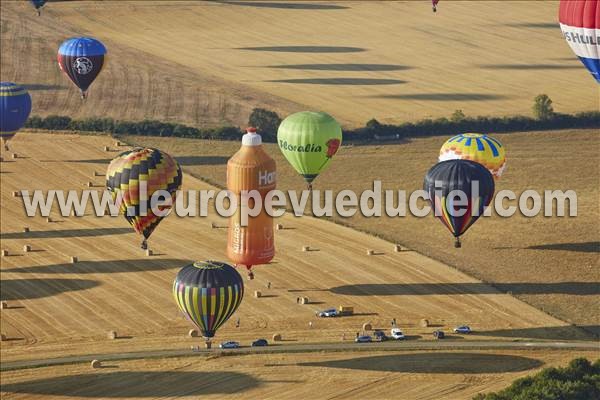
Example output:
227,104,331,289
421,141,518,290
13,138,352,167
433,330,445,339
373,330,388,342
251,338,268,347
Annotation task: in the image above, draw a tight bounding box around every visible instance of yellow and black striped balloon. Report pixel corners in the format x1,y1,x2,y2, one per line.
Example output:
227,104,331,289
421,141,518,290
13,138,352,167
173,261,244,338
106,148,182,248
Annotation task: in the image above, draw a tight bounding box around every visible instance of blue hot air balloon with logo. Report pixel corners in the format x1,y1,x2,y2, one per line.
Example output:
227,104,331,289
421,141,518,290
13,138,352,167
30,0,47,16
0,83,32,151
57,37,107,99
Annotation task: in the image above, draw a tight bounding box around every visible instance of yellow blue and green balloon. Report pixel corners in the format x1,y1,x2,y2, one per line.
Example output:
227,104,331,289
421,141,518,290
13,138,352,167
173,261,244,339
439,133,506,179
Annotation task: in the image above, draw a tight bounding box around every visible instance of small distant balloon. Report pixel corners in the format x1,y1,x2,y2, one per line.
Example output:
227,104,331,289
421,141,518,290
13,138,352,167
0,83,32,151
424,159,495,248
277,111,342,190
432,0,440,12
30,0,47,15
559,0,600,83
439,133,506,179
106,148,182,250
57,37,107,99
173,261,244,340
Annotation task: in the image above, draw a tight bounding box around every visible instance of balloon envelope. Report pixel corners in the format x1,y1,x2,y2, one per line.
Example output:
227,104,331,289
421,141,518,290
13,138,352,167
559,0,600,83
173,261,244,338
57,37,107,97
106,148,182,245
277,111,342,185
30,0,47,10
439,133,506,178
0,82,32,144
424,160,495,241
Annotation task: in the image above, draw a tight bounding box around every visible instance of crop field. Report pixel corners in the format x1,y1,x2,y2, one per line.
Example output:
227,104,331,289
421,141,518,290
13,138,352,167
1,1,598,127
125,129,600,335
2,349,598,400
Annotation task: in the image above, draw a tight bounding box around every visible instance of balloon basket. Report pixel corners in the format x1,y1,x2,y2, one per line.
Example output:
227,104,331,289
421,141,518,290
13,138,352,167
454,238,461,248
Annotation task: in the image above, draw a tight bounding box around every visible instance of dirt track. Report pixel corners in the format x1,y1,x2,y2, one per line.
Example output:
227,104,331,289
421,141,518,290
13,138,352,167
0,132,588,367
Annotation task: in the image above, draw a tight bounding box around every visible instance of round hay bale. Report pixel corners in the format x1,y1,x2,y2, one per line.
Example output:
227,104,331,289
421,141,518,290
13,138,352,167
12,191,20,197
0,302,7,310
420,319,430,328
362,323,372,331
46,217,52,223
1,250,8,257
86,181,93,188
394,244,402,252
114,141,121,147
103,146,109,152
91,359,101,369
11,153,18,159
23,227,29,233
188,329,199,338
145,249,153,257
300,297,309,305
0,334,6,341
254,290,262,298
23,245,31,253
302,245,310,252
366,249,374,256
107,330,117,340
210,222,216,229
70,256,78,264
272,333,282,342
276,223,283,230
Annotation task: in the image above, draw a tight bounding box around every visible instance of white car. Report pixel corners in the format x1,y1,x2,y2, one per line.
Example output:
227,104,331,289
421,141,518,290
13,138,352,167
453,325,472,334
390,328,405,340
316,308,338,318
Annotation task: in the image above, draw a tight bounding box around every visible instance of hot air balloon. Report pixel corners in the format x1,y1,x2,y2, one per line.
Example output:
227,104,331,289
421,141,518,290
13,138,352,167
277,111,342,190
173,261,244,343
559,0,600,83
30,0,47,15
0,83,32,151
424,160,495,248
57,37,107,99
106,148,182,250
438,133,506,179
432,0,440,12
227,128,276,280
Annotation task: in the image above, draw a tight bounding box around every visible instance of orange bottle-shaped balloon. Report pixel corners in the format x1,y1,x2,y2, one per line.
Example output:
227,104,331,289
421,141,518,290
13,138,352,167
227,128,276,279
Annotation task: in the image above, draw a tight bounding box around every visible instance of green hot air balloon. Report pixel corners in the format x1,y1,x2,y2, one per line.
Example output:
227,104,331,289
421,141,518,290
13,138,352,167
277,111,342,189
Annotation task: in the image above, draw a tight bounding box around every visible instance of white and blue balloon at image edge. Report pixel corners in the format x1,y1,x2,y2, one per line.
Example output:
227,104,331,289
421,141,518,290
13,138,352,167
559,0,600,83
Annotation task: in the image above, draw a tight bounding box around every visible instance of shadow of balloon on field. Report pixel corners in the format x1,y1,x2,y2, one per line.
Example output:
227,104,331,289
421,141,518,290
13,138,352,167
2,259,188,275
237,46,366,53
266,78,406,85
476,325,600,341
0,279,100,301
525,241,599,253
1,227,132,240
0,371,261,397
298,353,543,374
328,282,600,296
22,83,67,91
218,1,349,9
480,64,581,70
264,63,412,71
175,156,229,166
372,93,507,101
506,22,557,29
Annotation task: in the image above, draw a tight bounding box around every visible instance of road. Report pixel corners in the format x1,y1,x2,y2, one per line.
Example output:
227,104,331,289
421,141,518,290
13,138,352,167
2,339,598,372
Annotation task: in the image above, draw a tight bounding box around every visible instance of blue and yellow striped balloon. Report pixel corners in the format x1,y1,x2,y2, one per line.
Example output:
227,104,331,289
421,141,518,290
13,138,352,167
439,133,506,179
0,83,32,149
173,261,244,339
